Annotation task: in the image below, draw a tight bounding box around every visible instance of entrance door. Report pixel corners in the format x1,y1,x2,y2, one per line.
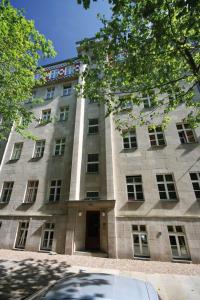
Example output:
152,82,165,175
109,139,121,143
85,211,100,251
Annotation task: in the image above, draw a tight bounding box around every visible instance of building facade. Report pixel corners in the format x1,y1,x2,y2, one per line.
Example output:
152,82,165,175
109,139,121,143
0,58,200,263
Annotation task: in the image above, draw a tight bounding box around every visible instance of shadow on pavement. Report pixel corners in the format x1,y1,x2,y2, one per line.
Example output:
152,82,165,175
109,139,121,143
0,258,71,300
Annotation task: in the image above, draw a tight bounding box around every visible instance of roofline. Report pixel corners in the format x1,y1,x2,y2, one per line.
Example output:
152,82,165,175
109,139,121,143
39,56,79,69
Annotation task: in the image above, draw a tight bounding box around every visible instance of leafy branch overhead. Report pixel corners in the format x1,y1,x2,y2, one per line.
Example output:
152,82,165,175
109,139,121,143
0,0,56,140
77,0,200,129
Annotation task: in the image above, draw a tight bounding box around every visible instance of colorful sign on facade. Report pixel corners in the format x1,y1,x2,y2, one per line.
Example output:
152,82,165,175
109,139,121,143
35,60,80,82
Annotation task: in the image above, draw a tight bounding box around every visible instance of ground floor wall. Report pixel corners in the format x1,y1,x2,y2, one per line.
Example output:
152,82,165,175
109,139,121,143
116,217,200,263
0,214,199,263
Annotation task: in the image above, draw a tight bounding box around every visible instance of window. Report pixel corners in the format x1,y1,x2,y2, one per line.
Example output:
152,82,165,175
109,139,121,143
24,181,39,203
156,174,177,200
87,154,99,173
168,225,190,260
121,99,133,111
46,87,55,100
40,223,55,251
59,106,69,121
41,109,51,122
148,126,166,146
49,180,61,202
0,181,14,203
53,138,65,156
143,94,154,109
123,130,137,149
15,221,29,249
33,140,45,158
86,191,99,199
63,85,72,96
11,143,23,160
88,119,99,134
190,172,200,199
132,225,150,258
126,176,144,201
89,99,97,104
176,123,196,144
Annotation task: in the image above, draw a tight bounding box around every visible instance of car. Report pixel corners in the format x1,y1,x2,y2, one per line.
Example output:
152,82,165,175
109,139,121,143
26,272,159,300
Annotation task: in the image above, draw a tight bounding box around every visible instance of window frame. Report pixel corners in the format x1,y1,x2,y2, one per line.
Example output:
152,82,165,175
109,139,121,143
167,225,190,260
63,85,72,96
53,138,66,156
142,94,154,109
88,118,99,134
11,142,23,160
40,223,55,251
0,181,14,203
86,154,99,173
176,123,196,144
86,191,100,199
132,225,150,258
48,180,62,202
46,87,55,100
41,109,51,123
58,106,69,122
33,140,45,159
148,126,166,147
15,221,29,249
190,172,200,200
156,174,178,201
122,129,137,149
24,180,39,203
126,175,144,201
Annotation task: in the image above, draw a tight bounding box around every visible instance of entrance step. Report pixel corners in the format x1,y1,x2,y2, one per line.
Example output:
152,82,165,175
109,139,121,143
74,251,108,258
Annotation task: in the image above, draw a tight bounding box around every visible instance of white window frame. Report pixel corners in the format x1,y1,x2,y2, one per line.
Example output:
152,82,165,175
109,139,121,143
148,126,166,147
0,181,14,203
33,140,45,158
86,191,100,199
59,106,69,121
126,176,144,201
40,223,55,251
176,123,196,144
132,225,150,258
11,142,23,160
168,225,190,260
122,129,137,149
49,180,61,202
41,109,51,122
15,221,29,249
142,94,153,109
63,85,72,96
53,138,65,156
190,172,200,199
87,154,99,173
46,87,55,99
24,180,39,203
88,119,99,134
156,174,177,200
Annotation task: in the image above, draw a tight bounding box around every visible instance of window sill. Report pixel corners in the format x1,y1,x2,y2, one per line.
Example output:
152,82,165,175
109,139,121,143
30,156,43,161
61,94,72,97
180,142,198,145
172,258,192,263
86,172,99,175
0,201,9,205
57,119,68,123
8,159,19,163
88,132,99,136
128,199,144,202
160,198,179,202
122,147,137,151
150,145,167,149
134,256,150,260
52,154,64,158
45,97,53,101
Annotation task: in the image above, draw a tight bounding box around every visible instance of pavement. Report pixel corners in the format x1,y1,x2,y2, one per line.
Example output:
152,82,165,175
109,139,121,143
0,249,200,300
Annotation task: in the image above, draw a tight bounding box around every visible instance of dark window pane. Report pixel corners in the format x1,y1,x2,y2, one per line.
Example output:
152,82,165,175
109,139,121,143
157,175,163,182
190,173,198,180
160,192,167,199
165,174,173,181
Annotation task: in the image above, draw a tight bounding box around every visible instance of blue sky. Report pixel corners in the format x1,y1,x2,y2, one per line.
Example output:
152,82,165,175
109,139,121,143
10,0,111,65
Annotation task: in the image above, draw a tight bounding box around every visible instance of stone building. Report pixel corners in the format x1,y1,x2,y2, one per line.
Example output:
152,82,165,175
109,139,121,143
0,57,200,263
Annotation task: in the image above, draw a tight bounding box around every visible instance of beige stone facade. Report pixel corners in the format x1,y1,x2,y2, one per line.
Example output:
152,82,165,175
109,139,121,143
0,59,200,263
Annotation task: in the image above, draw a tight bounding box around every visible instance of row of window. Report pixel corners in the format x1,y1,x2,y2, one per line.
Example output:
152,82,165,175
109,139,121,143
10,138,66,160
26,85,73,103
1,172,199,204
122,123,197,149
14,221,54,251
132,225,190,260
126,173,200,201
39,106,69,123
13,221,191,260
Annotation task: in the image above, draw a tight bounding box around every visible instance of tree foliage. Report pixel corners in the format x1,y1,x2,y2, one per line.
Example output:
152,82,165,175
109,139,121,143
0,0,56,139
78,0,200,129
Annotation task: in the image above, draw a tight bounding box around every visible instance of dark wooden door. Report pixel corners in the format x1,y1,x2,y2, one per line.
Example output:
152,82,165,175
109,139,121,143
85,211,100,250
